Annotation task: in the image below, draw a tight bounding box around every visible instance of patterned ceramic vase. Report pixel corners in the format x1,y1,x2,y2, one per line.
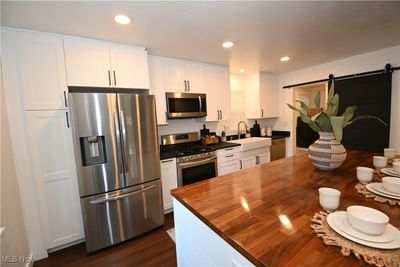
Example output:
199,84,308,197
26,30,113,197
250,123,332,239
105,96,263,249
308,132,347,171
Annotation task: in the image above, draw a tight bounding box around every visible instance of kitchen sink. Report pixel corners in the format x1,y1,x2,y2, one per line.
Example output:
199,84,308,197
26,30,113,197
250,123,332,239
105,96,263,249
229,137,271,151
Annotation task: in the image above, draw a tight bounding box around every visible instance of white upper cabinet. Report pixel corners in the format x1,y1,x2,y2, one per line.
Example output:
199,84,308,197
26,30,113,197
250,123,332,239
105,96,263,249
245,72,279,119
163,57,206,93
14,32,68,110
64,39,149,88
215,66,231,120
63,39,111,87
201,65,231,122
164,58,186,92
110,46,149,89
185,62,204,93
149,55,168,125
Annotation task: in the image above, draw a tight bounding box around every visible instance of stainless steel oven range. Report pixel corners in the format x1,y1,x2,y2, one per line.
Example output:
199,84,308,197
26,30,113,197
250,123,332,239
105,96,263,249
161,132,218,186
177,151,217,186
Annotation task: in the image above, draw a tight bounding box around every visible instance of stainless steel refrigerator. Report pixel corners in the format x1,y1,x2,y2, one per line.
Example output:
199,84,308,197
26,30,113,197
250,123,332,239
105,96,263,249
68,88,164,252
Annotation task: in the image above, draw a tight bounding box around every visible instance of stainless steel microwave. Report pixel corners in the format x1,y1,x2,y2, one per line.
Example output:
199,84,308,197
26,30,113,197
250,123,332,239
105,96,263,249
166,92,207,119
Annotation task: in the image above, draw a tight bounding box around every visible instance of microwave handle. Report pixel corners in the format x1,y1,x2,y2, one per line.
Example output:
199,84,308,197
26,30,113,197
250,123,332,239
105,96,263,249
198,96,202,112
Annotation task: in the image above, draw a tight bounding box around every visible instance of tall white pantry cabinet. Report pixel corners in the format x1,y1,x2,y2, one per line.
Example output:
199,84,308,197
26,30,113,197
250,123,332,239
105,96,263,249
2,29,84,258
1,28,150,259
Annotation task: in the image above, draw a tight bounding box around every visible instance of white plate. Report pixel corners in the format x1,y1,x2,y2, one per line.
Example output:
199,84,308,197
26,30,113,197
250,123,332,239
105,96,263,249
327,212,400,249
332,211,395,243
366,183,400,200
373,183,400,197
381,168,400,177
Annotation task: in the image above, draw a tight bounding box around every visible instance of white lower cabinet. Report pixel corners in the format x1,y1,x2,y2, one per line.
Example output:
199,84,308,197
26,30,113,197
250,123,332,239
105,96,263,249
217,147,240,176
174,199,254,267
160,158,178,212
257,152,271,165
240,156,256,170
239,148,271,170
26,110,84,249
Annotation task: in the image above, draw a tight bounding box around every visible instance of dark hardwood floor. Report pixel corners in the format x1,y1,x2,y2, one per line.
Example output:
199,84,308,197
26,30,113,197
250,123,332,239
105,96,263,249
34,213,177,267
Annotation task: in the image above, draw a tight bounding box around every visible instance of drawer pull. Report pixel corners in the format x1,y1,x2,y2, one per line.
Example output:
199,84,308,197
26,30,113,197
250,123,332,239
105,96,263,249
161,159,174,163
225,155,234,158
225,148,234,151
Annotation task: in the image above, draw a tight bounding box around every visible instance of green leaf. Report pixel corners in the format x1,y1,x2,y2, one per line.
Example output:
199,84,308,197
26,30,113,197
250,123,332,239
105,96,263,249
295,100,311,113
328,81,335,102
330,116,345,142
313,91,321,112
314,112,332,132
287,103,321,132
344,115,388,128
326,93,339,116
342,106,356,123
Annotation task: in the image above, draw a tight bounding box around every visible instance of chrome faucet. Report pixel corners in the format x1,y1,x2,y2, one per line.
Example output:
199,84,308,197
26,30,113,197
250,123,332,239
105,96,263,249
237,121,249,139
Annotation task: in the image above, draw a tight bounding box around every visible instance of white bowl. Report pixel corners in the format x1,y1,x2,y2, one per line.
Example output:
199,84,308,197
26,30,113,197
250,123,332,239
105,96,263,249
393,162,400,173
384,148,396,159
373,156,387,168
382,177,400,194
347,206,389,235
318,187,340,212
356,167,374,184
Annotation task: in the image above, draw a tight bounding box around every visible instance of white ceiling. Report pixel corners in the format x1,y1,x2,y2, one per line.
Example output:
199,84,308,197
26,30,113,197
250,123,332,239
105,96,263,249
2,1,400,74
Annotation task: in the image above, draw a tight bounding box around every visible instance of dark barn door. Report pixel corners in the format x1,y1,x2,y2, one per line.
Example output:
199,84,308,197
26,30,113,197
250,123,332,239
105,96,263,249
334,73,391,152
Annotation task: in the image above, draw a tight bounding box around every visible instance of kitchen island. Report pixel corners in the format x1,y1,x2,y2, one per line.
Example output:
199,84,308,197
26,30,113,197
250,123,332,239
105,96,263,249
171,151,399,267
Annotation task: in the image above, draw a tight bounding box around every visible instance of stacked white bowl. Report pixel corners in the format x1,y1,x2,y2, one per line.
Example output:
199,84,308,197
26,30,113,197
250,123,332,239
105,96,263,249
347,206,389,235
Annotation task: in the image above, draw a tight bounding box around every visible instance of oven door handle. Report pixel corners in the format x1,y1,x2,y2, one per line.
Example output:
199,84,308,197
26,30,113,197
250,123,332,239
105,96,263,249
178,157,217,168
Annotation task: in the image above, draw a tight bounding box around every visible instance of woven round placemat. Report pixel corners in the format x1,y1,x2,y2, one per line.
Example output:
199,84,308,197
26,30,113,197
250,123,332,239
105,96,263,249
311,211,400,267
355,183,400,206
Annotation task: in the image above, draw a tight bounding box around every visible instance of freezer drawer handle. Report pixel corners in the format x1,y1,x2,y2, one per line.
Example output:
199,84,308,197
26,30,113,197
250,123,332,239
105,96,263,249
90,184,158,205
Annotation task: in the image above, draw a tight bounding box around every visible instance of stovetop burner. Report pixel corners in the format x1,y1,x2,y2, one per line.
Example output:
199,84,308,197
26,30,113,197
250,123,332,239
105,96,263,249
161,141,214,156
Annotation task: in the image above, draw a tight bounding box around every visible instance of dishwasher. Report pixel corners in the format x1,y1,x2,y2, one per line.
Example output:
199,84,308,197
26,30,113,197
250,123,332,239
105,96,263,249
271,138,286,161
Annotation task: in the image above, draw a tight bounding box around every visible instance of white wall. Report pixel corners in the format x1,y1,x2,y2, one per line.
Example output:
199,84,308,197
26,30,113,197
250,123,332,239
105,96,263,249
1,63,32,267
277,45,400,156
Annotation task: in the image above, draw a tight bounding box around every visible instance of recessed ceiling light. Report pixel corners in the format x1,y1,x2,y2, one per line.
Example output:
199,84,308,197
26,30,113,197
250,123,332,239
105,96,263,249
280,56,290,62
114,15,131,25
222,41,234,48
240,69,245,73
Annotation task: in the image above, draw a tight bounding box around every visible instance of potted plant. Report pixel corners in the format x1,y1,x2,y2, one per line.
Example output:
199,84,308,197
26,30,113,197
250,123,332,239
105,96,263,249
288,82,387,170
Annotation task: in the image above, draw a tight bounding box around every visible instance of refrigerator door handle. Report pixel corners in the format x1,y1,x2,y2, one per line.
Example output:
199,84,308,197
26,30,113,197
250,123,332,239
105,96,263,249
119,110,129,173
90,184,158,205
113,111,123,175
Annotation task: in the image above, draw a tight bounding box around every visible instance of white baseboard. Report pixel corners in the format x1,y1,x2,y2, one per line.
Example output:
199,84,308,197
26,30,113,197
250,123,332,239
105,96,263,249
47,238,85,253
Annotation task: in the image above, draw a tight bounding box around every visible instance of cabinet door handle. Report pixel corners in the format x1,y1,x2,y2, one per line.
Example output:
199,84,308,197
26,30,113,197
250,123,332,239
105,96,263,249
161,159,174,163
165,111,168,124
261,109,264,118
187,81,190,92
113,71,117,86
217,110,220,120
256,155,260,165
184,80,187,92
108,71,112,86
239,160,242,169
220,110,223,120
63,91,68,107
65,111,70,128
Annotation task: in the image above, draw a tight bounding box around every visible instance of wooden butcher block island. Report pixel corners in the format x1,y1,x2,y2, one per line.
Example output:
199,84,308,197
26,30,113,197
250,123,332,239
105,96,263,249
171,151,399,267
